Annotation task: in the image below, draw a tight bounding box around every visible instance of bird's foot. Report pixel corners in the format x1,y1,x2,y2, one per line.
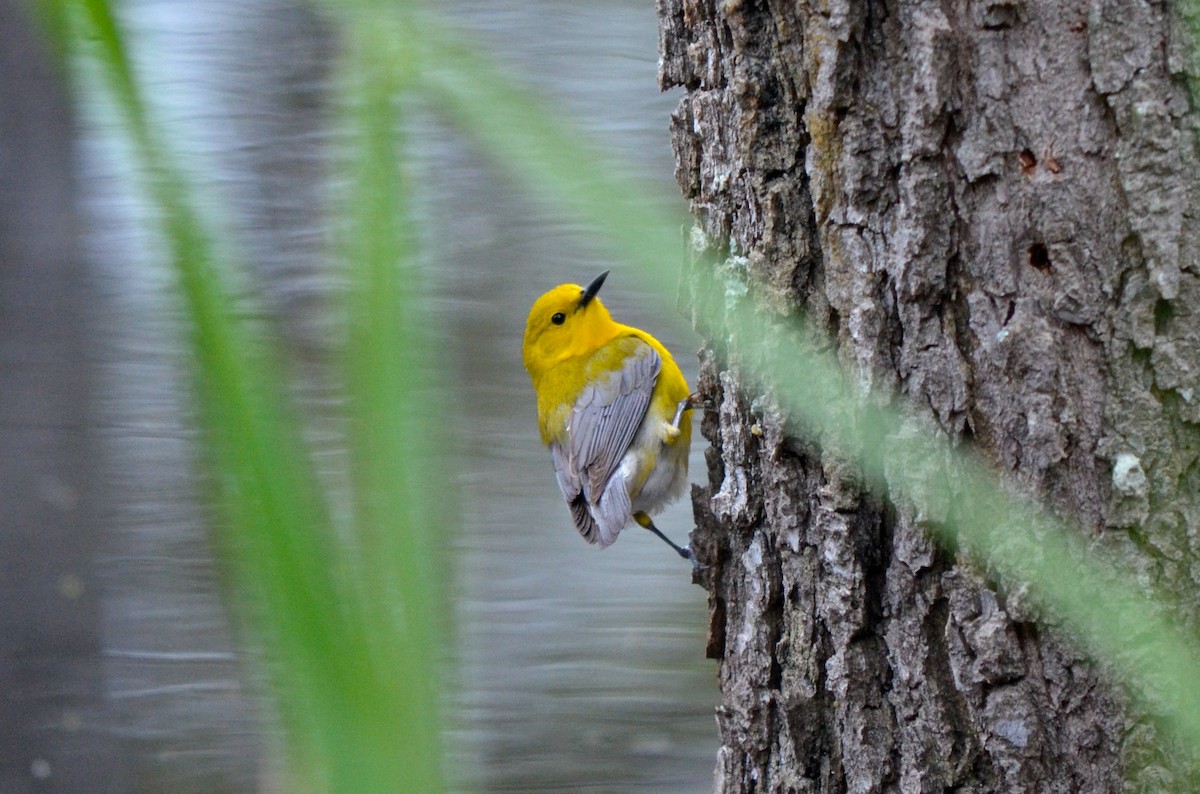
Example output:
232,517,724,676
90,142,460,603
679,545,709,571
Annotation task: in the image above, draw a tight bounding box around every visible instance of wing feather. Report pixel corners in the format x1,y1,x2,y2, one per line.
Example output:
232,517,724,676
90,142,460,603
575,342,659,499
551,442,600,543
550,339,660,544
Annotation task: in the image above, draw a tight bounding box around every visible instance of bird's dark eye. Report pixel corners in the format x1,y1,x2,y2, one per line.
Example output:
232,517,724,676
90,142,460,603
551,312,566,325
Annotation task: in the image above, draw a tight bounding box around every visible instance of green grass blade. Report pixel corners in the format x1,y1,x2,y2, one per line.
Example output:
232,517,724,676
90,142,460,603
51,0,1200,782
334,4,446,790
61,1,445,789
709,286,1200,748
408,9,689,298
408,11,1200,755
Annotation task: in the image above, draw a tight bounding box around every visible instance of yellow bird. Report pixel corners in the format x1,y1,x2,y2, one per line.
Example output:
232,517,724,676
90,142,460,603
522,271,700,565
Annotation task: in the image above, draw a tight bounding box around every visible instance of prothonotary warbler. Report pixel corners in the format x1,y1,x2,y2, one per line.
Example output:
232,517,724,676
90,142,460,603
522,271,701,566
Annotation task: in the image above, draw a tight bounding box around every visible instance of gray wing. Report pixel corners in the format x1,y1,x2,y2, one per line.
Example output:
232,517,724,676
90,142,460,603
550,339,660,545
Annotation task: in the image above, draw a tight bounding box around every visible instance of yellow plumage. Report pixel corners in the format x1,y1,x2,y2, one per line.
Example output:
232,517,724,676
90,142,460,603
522,272,697,562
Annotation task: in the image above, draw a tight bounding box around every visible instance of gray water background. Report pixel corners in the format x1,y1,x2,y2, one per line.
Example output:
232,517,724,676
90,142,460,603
80,1,718,790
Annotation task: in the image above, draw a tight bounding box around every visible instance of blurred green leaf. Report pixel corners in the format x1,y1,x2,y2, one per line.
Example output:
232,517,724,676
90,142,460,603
409,8,689,299
411,3,1200,758
51,0,1200,788
335,3,445,790
62,0,446,790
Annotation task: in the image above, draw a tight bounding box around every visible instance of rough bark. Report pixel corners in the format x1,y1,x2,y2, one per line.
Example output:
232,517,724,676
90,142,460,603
658,0,1200,791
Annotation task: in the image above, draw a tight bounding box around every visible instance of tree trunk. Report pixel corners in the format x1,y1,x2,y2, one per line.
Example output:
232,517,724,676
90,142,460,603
658,0,1200,791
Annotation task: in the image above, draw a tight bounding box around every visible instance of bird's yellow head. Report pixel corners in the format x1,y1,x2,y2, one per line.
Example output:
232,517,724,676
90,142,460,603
522,271,622,382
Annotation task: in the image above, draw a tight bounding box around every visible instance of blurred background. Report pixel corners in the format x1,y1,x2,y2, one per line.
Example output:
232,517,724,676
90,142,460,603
2,0,716,791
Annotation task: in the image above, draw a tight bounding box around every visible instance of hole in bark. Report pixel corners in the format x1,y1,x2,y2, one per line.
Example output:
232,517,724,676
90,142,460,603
1027,243,1051,271
1018,148,1037,173
1154,298,1173,335
769,654,783,691
1004,301,1016,326
827,305,841,337
981,1,1020,29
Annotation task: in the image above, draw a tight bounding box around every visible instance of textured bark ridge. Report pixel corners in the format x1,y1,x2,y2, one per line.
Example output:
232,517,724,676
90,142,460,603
659,1,1200,791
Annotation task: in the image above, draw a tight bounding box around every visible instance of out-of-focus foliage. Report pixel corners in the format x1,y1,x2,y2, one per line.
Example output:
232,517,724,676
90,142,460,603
416,2,1200,758
50,0,1200,790
59,0,444,790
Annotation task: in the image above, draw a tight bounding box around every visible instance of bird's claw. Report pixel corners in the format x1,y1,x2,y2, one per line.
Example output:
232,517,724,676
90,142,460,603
681,545,709,571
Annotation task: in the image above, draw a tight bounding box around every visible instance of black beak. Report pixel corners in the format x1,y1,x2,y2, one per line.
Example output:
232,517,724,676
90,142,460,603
579,270,609,309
